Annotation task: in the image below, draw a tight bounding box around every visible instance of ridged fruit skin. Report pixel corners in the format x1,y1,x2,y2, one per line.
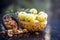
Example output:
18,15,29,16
30,8,37,14
18,12,27,21
38,11,48,20
37,15,46,22
25,14,36,23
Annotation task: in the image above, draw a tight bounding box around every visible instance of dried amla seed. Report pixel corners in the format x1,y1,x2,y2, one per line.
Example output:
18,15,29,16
23,29,28,33
7,30,14,37
17,30,23,34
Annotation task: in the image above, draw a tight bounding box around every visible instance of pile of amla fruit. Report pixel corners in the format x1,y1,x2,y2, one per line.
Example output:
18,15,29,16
18,8,48,24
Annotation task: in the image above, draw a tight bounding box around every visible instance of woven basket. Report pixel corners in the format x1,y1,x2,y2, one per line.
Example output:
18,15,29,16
20,21,47,31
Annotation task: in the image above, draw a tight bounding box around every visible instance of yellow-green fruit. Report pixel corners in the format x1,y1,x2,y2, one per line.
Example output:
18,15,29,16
38,11,45,15
18,12,27,21
38,11,48,20
30,19,35,23
25,15,32,22
37,15,46,22
25,14,36,22
30,8,37,14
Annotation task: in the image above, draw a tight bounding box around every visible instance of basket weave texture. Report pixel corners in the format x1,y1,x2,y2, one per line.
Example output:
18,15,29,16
20,21,46,31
